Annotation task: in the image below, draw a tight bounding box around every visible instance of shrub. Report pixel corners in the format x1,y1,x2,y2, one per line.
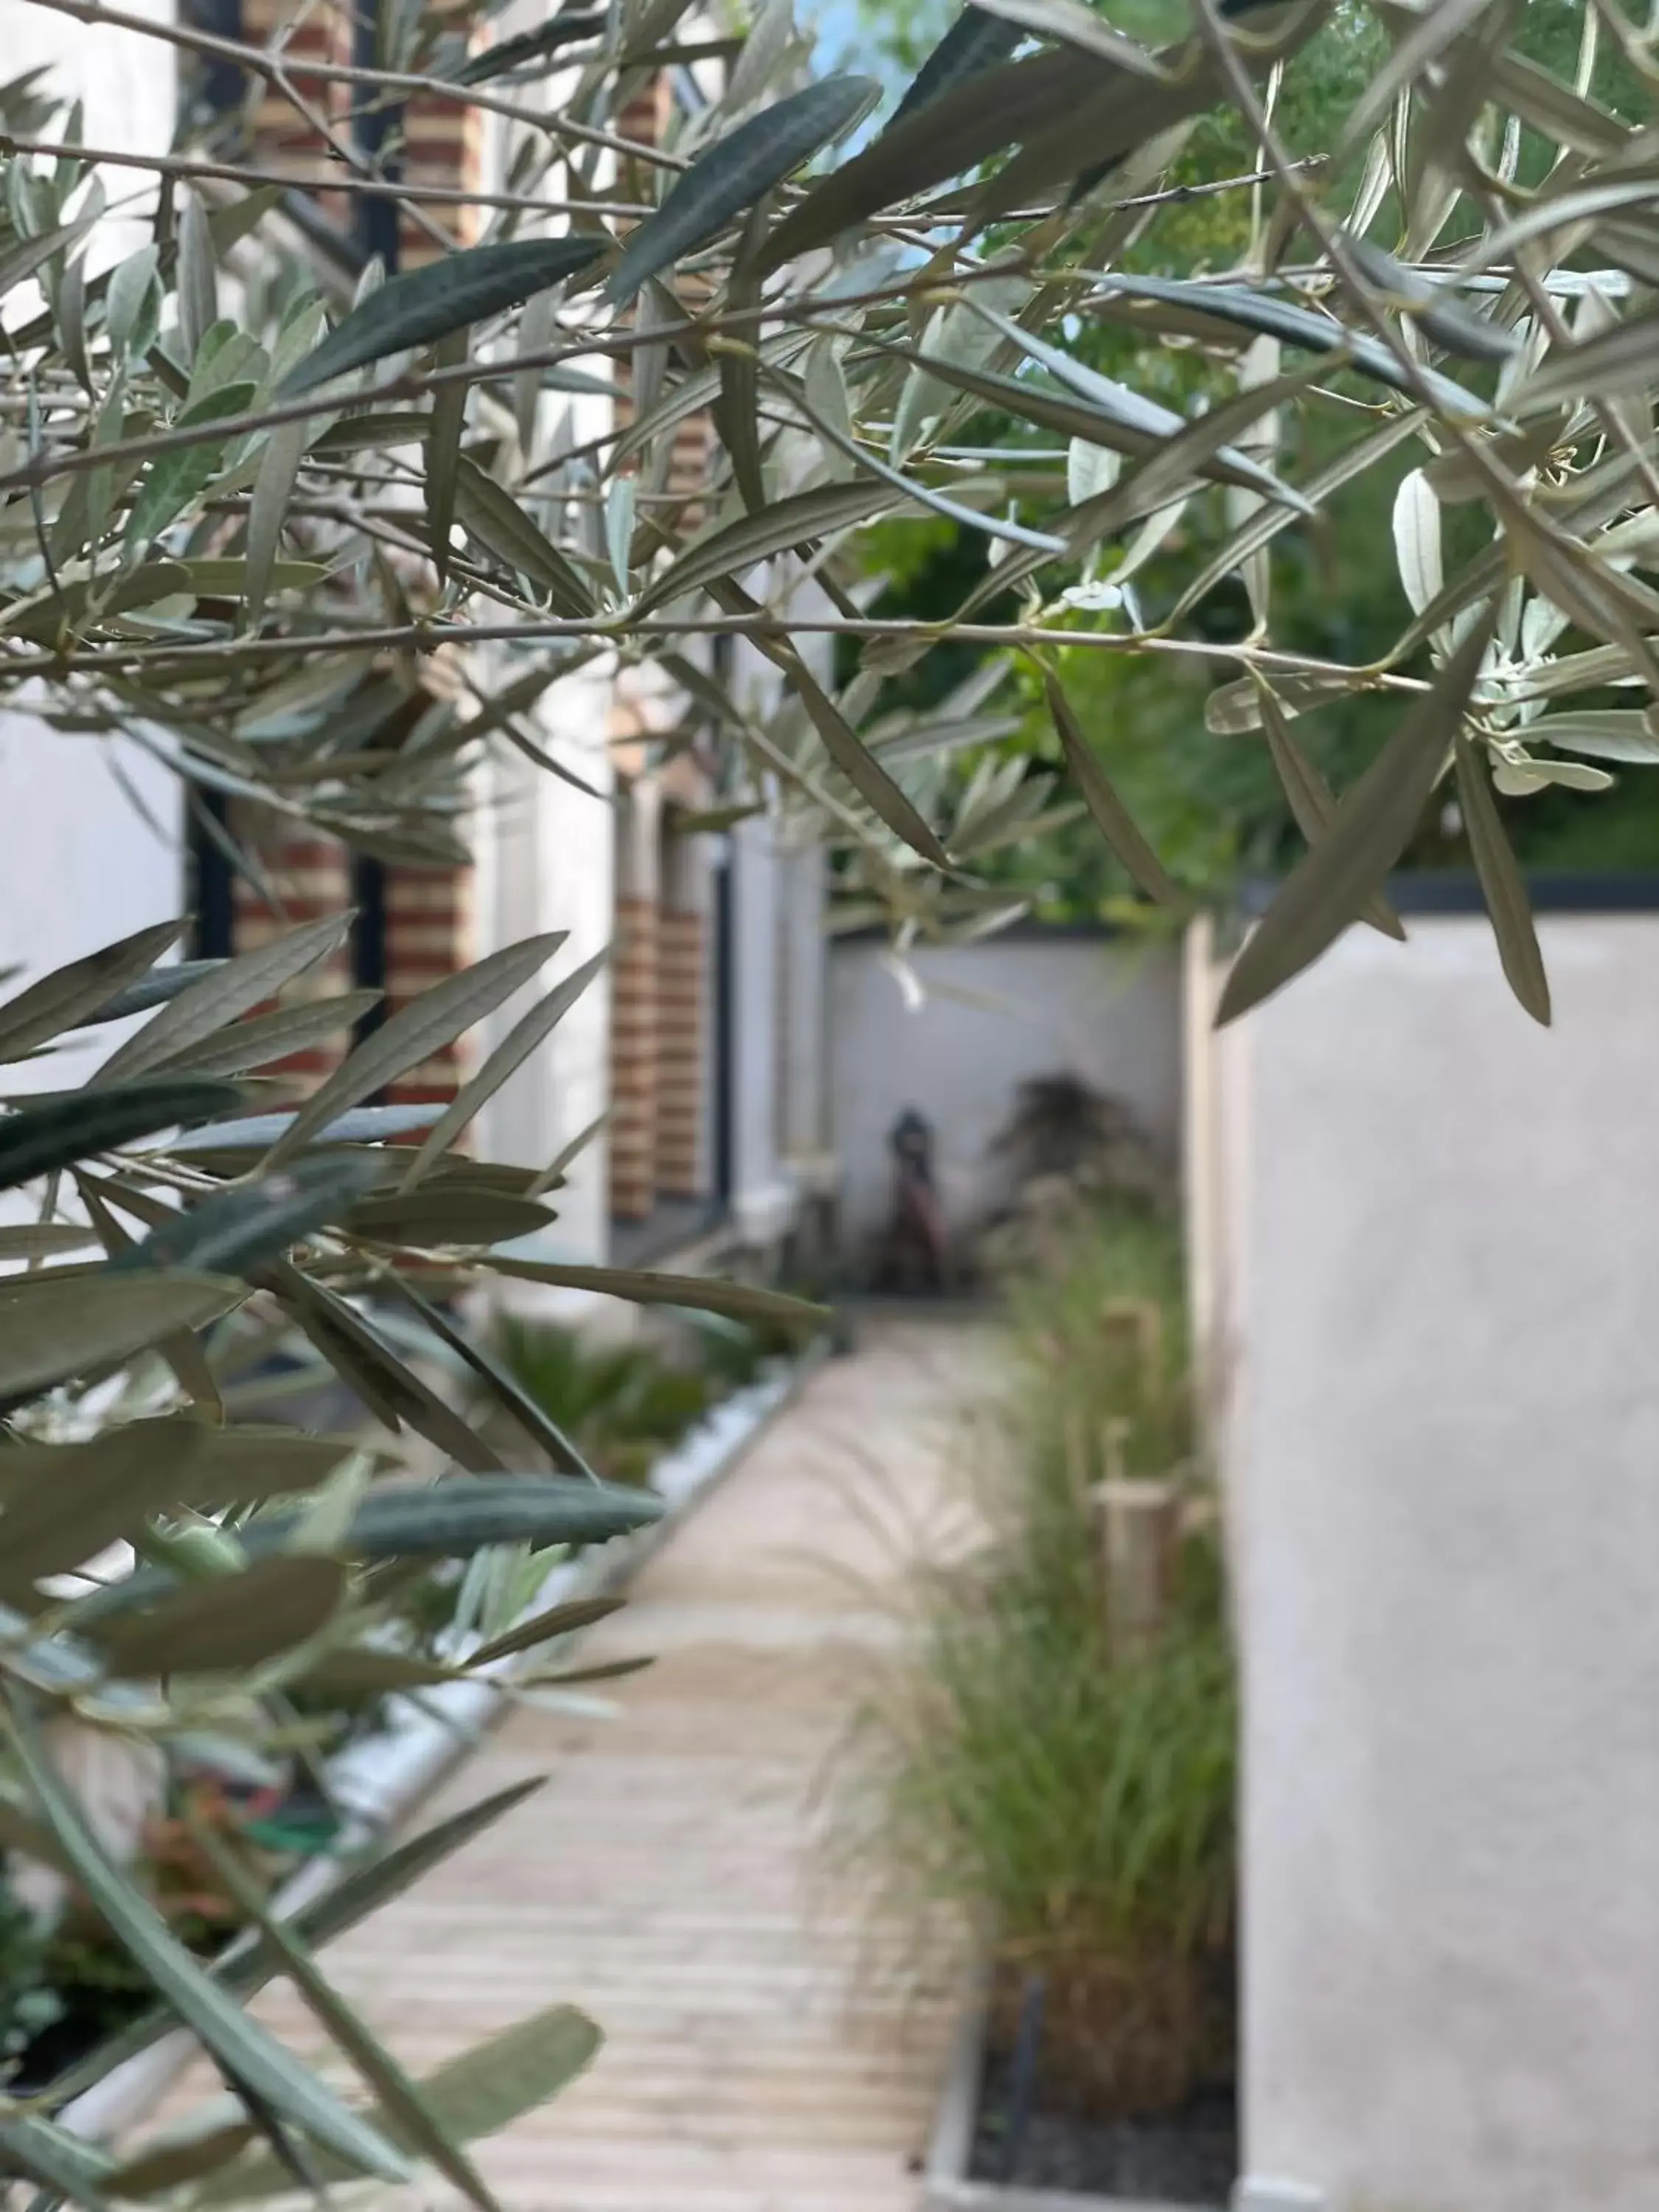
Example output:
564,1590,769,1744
841,1214,1234,2116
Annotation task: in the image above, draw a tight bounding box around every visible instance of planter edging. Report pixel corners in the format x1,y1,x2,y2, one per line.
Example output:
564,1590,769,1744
922,1970,1224,2212
60,1345,825,2144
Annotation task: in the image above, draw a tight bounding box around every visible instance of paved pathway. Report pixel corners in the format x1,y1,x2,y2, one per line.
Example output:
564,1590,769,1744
192,1319,978,2211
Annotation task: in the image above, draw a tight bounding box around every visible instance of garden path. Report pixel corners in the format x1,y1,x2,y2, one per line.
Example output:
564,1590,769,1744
166,1317,981,2212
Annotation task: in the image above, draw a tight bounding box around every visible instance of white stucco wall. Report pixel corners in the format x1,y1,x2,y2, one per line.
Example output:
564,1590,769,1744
1211,907,1659,2212
470,666,615,1281
1,9,183,1094
830,931,1182,1249
0,715,183,1100
12,0,176,268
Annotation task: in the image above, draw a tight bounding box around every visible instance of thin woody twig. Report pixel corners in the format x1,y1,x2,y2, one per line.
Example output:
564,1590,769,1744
0,133,654,218
0,613,1433,686
17,0,694,170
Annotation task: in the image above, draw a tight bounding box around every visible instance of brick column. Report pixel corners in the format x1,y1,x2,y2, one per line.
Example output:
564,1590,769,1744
655,904,704,1199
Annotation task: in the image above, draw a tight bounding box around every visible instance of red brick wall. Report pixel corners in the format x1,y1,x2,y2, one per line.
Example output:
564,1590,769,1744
656,905,704,1200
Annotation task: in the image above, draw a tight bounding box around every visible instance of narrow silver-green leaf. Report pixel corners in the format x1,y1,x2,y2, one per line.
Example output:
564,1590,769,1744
0,1270,238,1400
636,479,909,616
115,1153,389,1278
453,8,606,82
484,1255,826,1325
90,1554,347,1676
1455,732,1550,1026
52,1779,552,2102
1526,711,1659,763
1086,276,1489,417
0,1419,349,1594
1257,686,1406,939
7,1692,410,2185
86,958,224,1028
177,189,216,361
152,990,383,1078
455,458,596,616
400,945,605,1189
608,76,877,306
968,0,1164,74
1219,608,1496,1024
1042,668,1186,911
265,934,569,1167
887,5,1023,129
0,918,184,1062
428,327,469,583
0,1078,243,1191
470,1593,624,1667
189,1817,501,2212
244,419,308,630
201,2005,601,2202
760,46,1086,269
282,237,608,396
96,913,352,1085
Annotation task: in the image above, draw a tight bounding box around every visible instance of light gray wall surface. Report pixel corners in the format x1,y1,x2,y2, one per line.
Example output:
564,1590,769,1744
830,932,1181,1248
1209,910,1659,2212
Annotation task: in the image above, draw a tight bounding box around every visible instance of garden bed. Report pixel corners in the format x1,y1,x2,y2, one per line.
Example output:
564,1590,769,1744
925,1986,1234,2212
49,1348,820,2143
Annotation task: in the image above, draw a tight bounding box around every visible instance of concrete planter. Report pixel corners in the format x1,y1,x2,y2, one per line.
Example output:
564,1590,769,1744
60,1352,821,2143
922,1980,1221,2212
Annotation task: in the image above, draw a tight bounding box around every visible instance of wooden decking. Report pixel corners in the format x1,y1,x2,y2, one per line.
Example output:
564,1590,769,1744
173,1319,981,2211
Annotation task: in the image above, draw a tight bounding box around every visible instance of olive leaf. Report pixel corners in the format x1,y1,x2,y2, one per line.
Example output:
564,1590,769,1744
1256,686,1405,940
886,4,1023,130
184,1818,502,2212
7,1692,410,2185
0,1078,243,1191
1455,732,1551,1026
264,935,570,1167
428,327,469,582
635,479,911,616
0,1270,240,1401
455,458,597,616
88,1555,349,1677
1041,668,1186,911
66,1777,553,2105
1087,276,1490,417
759,46,1088,269
0,917,184,1061
469,1593,624,1667
453,8,606,83
1219,607,1497,1024
243,418,310,630
95,913,352,1084
607,76,877,306
282,237,608,395
484,1254,827,1326
399,945,608,1188
0,1420,351,1595
86,958,224,1027
177,188,217,361
91,1481,662,1621
197,2005,601,2202
113,1154,389,1278
150,990,383,1078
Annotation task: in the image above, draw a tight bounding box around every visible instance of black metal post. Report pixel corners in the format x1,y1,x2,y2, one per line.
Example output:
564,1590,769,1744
347,0,399,1046
712,841,735,1210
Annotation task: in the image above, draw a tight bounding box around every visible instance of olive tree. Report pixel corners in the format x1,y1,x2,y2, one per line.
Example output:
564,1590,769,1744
0,0,1654,2192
